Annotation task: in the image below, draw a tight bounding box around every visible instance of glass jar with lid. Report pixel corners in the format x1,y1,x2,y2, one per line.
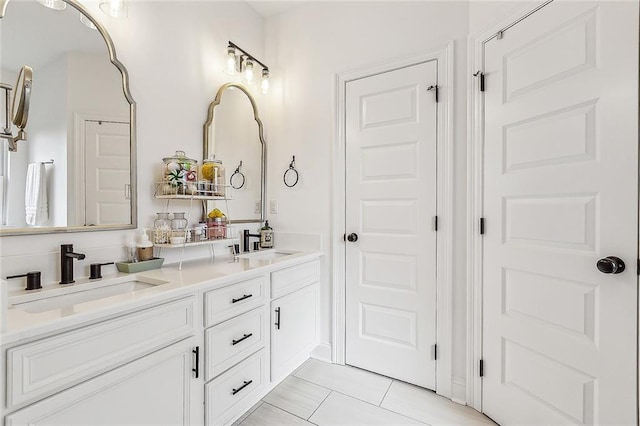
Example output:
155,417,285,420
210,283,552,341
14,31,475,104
200,156,225,197
207,217,227,239
162,150,198,195
153,212,171,244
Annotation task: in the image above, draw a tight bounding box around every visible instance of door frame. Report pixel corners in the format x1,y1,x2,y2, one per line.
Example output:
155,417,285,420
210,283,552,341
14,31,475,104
332,42,454,398
465,0,640,413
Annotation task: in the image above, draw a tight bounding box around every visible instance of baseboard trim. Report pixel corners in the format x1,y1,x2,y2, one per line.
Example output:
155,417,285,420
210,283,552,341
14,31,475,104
451,376,467,406
309,342,332,363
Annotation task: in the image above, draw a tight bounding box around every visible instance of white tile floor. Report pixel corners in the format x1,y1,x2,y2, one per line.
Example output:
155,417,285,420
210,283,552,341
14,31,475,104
234,359,495,426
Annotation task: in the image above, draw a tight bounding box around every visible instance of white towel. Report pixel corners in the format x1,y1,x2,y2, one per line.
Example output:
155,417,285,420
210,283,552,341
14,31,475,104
25,162,48,226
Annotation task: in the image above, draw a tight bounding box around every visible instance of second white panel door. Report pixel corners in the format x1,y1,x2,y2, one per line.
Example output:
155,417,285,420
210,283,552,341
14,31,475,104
345,60,438,389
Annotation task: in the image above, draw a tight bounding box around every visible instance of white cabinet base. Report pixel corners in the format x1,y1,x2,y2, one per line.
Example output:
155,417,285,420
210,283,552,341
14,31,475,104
271,283,318,382
6,337,201,426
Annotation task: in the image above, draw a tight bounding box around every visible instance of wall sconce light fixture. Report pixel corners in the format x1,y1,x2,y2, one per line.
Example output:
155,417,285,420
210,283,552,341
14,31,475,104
225,41,270,94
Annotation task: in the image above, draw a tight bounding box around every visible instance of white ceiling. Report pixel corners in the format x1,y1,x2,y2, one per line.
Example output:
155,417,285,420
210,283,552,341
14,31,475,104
246,1,303,18
1,1,106,73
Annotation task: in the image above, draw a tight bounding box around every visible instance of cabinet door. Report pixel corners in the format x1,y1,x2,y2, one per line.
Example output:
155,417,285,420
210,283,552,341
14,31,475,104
6,337,202,426
271,284,318,381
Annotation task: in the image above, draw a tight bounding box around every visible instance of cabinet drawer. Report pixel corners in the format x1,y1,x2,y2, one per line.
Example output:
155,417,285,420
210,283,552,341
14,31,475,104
205,306,266,380
204,275,267,326
271,260,320,299
206,349,267,426
6,297,195,409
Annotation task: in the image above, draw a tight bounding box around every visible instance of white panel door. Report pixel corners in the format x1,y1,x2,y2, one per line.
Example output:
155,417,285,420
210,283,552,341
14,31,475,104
84,120,130,225
482,1,638,424
345,61,438,389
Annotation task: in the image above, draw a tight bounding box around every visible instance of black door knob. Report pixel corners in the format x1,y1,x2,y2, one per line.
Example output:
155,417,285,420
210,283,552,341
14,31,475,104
596,256,625,274
347,233,358,242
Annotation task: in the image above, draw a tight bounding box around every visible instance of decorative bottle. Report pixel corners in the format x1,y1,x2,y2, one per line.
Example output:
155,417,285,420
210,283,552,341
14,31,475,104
260,221,274,248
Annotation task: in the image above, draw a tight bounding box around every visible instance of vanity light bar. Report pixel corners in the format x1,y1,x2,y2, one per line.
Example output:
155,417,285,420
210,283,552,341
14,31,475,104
227,41,270,93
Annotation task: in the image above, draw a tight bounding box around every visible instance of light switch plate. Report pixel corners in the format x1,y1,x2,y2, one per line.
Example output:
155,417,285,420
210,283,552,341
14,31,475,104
270,200,278,214
254,201,261,214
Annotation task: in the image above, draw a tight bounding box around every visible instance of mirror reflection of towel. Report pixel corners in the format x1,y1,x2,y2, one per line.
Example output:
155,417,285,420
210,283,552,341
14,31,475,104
25,163,48,226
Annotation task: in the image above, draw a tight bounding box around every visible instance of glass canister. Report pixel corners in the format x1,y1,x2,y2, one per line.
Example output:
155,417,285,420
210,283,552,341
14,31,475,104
153,212,171,244
200,156,225,197
171,212,188,235
207,217,227,239
162,150,199,195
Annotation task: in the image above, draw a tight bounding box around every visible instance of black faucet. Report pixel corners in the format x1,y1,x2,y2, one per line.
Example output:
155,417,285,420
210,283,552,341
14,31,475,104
60,244,86,284
243,229,260,252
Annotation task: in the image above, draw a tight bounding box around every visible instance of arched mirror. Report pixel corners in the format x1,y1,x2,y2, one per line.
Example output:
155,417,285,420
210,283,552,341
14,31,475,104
203,83,265,223
0,0,136,235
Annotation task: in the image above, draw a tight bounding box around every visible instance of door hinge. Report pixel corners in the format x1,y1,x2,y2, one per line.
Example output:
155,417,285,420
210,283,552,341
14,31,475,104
637,259,639,275
427,85,439,102
480,218,485,235
479,359,484,377
473,71,485,92
496,30,504,40
433,344,438,360
434,216,439,232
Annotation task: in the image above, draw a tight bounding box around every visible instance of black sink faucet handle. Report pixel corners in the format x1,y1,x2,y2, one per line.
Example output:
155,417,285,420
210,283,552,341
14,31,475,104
90,262,115,280
6,271,42,290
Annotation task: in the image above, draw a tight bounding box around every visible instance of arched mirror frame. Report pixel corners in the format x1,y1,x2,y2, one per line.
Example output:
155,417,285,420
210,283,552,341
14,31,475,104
0,0,137,236
203,83,266,223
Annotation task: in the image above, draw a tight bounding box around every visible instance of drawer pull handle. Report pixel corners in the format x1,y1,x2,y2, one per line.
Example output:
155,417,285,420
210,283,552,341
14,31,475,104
275,307,281,330
232,333,253,346
192,346,200,379
232,380,253,396
232,294,253,303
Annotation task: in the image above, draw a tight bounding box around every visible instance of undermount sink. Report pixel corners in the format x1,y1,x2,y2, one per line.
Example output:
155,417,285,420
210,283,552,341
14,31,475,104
9,276,169,314
238,250,295,261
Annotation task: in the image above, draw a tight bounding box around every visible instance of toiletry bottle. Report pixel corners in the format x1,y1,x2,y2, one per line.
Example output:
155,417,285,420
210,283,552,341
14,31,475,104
137,229,154,261
260,221,274,249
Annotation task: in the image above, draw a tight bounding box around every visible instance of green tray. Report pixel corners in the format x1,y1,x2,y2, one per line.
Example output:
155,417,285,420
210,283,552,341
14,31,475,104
116,257,164,273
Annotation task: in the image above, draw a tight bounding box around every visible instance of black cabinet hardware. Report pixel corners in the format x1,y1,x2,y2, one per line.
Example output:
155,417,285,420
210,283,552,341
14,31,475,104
232,333,253,346
192,347,200,378
275,307,281,330
232,294,252,303
232,380,253,395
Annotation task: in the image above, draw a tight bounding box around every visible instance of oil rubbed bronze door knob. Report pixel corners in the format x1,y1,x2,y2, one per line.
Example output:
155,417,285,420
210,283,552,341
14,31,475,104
596,256,626,274
347,233,358,242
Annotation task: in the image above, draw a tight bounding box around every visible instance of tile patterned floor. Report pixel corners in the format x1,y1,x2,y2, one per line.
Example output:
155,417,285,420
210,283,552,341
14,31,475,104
234,359,495,426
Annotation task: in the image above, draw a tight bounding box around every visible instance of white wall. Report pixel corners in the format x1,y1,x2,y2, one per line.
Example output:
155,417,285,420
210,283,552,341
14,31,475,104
28,56,67,228
263,0,470,390
0,1,265,284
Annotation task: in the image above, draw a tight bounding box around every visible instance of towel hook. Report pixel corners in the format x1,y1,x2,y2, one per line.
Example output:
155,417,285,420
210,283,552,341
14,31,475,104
230,160,245,189
283,155,299,188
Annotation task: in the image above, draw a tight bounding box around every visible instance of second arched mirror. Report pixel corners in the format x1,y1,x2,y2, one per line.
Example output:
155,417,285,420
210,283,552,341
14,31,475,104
203,83,265,223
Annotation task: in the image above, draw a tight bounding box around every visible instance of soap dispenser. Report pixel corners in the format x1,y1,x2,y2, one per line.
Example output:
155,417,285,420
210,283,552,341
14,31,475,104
260,221,274,249
137,229,154,261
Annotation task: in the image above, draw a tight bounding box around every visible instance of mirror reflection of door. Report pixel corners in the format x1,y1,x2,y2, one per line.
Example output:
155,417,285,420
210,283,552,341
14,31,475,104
83,120,130,226
1,0,132,231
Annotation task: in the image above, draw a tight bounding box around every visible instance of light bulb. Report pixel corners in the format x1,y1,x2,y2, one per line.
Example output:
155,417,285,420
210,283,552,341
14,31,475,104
37,0,67,10
261,69,270,94
225,47,237,75
244,59,254,84
99,0,127,18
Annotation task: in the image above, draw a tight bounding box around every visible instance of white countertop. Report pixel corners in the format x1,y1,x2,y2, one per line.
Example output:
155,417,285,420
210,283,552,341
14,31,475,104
0,250,323,346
